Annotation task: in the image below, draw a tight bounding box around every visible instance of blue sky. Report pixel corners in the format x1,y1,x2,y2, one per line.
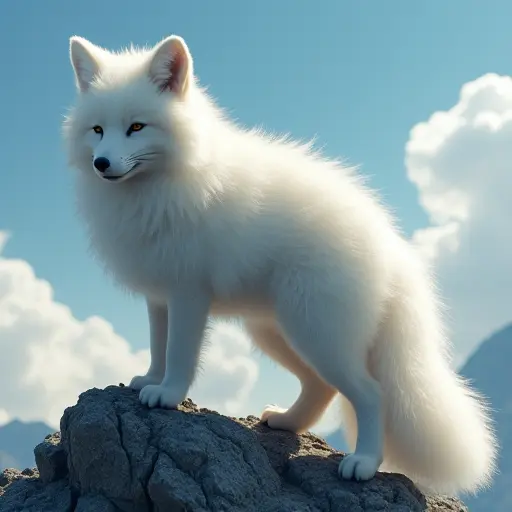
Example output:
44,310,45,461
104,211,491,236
1,0,512,428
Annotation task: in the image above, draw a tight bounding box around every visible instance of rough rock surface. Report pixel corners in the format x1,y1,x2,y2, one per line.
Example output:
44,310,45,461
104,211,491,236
0,385,468,511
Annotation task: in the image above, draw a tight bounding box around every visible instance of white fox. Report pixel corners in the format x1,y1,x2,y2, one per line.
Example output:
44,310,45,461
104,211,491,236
63,34,497,495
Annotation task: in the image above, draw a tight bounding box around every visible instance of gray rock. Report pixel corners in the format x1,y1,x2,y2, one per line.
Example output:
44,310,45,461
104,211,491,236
0,385,468,511
34,432,67,484
75,494,119,512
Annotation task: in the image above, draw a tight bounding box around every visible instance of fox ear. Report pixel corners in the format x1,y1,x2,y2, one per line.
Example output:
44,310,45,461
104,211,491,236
69,36,102,92
148,36,193,97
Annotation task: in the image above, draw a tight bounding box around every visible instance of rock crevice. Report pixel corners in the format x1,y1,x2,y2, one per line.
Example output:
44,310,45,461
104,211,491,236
0,386,467,511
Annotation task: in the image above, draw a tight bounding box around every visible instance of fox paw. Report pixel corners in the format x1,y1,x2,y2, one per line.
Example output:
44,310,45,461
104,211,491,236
260,404,304,433
139,384,185,409
338,453,381,482
129,374,163,391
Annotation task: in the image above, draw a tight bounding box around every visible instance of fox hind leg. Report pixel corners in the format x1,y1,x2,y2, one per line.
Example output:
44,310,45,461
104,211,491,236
245,319,336,433
275,293,383,482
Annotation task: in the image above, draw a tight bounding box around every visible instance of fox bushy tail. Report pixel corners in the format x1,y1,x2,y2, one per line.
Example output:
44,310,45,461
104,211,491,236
340,256,497,496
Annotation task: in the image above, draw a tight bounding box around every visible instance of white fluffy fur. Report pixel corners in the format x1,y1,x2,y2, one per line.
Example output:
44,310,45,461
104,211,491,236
63,35,497,495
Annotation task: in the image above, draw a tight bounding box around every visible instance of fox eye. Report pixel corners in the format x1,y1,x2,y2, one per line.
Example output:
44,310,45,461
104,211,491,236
92,125,103,135
127,123,146,135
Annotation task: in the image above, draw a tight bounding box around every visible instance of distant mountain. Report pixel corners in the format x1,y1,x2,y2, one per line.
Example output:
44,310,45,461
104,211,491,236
0,420,53,470
460,323,512,511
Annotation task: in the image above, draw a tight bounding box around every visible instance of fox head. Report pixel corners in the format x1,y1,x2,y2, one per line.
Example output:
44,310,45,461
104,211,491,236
64,35,199,184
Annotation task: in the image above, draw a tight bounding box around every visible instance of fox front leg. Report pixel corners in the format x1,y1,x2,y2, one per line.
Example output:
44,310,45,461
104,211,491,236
129,300,168,390
138,288,211,409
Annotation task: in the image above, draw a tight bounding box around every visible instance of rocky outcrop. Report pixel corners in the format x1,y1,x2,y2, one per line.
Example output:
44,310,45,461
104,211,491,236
0,385,467,511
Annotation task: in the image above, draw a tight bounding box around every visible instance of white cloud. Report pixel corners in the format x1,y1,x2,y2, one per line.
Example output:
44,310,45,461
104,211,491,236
407,73,512,364
192,321,259,416
0,235,259,428
0,409,10,427
0,232,8,254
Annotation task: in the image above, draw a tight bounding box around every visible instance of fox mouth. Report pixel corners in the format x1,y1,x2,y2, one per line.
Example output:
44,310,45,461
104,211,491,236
99,163,141,183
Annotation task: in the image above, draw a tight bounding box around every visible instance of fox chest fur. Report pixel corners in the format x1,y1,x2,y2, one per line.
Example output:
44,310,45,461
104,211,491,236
76,175,278,310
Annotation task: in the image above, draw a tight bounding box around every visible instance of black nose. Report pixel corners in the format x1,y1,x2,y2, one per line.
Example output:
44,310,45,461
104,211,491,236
93,157,111,173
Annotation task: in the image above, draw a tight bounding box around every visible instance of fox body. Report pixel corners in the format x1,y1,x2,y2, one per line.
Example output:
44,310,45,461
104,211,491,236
64,35,496,495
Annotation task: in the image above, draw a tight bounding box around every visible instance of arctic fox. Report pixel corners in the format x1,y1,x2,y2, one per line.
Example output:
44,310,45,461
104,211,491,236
63,35,496,495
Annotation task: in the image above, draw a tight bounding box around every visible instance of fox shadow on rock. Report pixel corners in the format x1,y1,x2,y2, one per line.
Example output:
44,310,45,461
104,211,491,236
0,386,467,512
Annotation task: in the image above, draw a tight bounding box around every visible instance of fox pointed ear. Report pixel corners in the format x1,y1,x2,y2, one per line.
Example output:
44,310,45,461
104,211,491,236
148,36,193,97
69,36,102,92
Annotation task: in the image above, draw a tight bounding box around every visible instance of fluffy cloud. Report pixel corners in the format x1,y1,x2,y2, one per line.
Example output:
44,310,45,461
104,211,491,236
0,409,9,427
192,321,258,416
407,73,512,364
0,233,258,428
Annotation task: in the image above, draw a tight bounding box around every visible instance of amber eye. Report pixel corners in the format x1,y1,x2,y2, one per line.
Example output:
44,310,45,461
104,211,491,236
92,125,103,135
127,123,146,135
